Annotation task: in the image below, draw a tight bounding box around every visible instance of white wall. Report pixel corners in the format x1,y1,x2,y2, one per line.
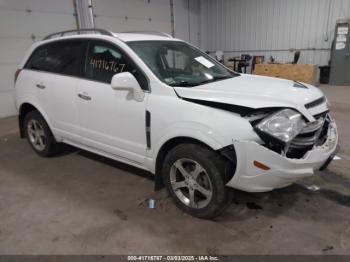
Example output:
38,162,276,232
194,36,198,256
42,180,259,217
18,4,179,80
0,0,77,118
200,0,350,66
93,0,172,34
0,0,199,117
174,0,201,46
92,0,201,45
3,0,348,117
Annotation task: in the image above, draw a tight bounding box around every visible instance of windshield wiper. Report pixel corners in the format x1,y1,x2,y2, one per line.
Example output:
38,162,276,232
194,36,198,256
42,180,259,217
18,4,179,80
169,81,197,87
169,75,233,87
198,75,232,85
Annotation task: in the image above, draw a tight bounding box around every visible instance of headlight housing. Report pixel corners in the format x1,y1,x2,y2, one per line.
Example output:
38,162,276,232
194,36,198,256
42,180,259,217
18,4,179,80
255,109,306,144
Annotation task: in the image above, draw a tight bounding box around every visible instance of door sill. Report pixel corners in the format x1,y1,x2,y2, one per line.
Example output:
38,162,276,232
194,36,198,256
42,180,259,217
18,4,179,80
62,139,148,171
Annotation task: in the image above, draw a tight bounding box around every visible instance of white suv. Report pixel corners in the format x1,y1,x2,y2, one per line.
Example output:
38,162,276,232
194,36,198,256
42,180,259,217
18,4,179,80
15,29,338,218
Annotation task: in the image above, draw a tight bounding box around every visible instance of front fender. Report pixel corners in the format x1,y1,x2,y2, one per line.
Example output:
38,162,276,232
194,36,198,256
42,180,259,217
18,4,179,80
148,121,231,173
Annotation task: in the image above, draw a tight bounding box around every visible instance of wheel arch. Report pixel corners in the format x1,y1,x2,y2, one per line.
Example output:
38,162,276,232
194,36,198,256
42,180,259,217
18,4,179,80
154,136,237,190
18,102,52,138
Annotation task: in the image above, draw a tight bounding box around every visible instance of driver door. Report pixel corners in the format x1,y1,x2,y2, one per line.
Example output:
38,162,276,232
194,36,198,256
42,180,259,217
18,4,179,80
76,40,149,165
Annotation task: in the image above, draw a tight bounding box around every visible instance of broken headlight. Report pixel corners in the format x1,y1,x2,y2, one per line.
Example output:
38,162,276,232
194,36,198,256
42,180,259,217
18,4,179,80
255,109,306,144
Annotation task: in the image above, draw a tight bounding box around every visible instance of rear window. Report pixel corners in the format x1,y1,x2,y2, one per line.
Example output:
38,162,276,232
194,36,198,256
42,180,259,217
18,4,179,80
24,40,85,77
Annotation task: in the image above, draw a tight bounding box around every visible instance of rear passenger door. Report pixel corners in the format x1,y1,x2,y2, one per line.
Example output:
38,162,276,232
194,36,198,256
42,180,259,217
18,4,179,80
26,40,86,143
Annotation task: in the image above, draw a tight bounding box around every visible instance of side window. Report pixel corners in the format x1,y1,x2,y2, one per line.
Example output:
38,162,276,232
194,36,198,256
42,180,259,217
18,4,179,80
85,41,148,90
25,41,84,77
25,46,49,71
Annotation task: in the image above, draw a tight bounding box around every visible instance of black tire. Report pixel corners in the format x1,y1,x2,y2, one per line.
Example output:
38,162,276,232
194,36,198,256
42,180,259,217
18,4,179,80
24,110,58,157
162,143,232,219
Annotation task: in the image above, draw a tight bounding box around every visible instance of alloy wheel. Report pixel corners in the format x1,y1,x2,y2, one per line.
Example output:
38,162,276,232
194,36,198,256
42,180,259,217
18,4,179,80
170,158,213,209
27,119,46,151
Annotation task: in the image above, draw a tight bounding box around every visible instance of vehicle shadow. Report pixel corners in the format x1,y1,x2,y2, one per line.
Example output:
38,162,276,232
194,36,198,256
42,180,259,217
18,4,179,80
70,147,350,220
216,182,350,222
72,147,305,220
77,149,154,181
214,187,299,222
3,132,349,223
54,143,154,181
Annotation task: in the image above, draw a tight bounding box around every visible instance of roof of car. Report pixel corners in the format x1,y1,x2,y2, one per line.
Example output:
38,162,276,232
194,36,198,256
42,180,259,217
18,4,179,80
41,29,181,43
113,32,180,42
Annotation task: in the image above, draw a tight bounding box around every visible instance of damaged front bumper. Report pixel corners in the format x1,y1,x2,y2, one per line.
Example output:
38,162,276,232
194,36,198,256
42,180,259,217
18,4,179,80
226,120,338,192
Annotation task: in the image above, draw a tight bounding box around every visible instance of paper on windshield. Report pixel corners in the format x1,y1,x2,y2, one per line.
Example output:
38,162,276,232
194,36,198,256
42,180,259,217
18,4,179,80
195,56,215,68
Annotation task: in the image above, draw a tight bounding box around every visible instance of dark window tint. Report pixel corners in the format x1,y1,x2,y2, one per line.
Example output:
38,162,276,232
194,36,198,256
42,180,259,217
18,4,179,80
25,40,85,77
85,41,148,90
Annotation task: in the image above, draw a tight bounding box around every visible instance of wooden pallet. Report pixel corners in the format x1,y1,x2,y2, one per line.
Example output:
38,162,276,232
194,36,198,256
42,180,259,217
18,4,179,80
254,64,317,85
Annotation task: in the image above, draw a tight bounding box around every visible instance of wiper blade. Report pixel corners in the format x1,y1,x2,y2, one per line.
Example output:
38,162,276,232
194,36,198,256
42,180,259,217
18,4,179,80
169,81,197,87
198,75,232,85
170,75,233,87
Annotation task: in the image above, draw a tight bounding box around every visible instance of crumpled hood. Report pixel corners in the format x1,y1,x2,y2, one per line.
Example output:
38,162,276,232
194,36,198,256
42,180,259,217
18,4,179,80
174,74,324,113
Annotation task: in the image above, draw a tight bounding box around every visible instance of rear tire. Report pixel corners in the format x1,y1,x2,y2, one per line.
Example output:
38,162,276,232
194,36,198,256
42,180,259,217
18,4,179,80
162,143,232,219
24,111,58,157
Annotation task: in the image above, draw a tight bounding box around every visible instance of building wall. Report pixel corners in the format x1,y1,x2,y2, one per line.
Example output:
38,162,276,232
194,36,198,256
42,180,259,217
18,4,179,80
93,0,172,34
0,0,77,118
200,0,350,66
0,0,198,117
92,0,200,45
174,0,201,46
6,0,345,117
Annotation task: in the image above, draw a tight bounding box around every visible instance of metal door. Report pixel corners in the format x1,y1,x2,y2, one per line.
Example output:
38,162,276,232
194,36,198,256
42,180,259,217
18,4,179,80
329,20,350,85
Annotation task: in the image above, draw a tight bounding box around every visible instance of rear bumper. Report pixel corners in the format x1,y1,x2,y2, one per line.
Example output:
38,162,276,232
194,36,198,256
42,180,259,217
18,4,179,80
226,120,338,192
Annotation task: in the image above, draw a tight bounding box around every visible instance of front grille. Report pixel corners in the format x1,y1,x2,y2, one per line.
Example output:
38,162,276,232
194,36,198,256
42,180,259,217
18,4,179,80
286,111,330,158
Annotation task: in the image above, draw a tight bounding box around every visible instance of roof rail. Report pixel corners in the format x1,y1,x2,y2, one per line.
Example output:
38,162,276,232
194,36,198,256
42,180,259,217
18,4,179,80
121,31,172,38
43,28,114,40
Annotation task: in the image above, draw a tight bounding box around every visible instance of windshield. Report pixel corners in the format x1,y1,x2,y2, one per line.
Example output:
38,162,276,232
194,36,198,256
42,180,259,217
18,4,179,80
127,41,238,87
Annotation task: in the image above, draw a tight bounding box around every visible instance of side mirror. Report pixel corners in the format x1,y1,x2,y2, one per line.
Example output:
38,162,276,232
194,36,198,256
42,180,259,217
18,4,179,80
111,72,145,102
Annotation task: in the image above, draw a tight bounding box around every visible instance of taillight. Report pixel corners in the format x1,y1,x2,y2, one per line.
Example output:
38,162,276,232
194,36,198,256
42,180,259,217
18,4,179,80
14,69,22,84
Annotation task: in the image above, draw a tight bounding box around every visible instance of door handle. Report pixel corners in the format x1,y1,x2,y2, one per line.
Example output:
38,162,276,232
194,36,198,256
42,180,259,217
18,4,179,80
36,83,46,89
78,93,92,101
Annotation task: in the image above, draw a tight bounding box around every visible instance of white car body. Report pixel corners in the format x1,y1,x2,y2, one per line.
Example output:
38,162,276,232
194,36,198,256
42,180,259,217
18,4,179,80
15,31,338,193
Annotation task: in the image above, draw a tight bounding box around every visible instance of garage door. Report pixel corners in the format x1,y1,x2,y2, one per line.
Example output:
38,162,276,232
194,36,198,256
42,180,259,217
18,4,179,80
0,0,77,118
93,0,172,34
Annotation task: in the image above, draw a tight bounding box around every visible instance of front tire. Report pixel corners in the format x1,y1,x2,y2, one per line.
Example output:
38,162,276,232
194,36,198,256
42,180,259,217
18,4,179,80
162,143,231,219
24,111,58,157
